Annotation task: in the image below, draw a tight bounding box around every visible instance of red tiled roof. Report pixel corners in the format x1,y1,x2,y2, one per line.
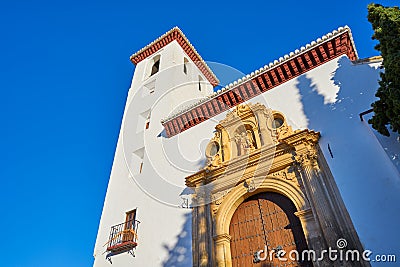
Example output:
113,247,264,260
130,27,219,87
161,27,358,138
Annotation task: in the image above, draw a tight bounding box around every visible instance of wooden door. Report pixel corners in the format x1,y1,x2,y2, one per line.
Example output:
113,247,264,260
229,193,310,267
123,209,136,242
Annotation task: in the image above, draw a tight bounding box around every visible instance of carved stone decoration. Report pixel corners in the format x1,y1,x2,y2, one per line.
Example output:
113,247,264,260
210,189,230,216
186,103,370,267
243,178,256,192
233,103,252,117
234,129,256,155
213,102,278,161
276,124,291,140
211,189,230,204
222,103,253,123
295,148,319,169
270,168,297,182
266,111,295,141
205,131,222,169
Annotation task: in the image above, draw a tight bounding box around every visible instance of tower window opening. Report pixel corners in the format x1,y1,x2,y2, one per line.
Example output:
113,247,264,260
150,56,160,76
183,58,189,74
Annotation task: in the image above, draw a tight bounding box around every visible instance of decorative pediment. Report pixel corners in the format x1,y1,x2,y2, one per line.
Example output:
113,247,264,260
186,103,321,189
202,103,298,171
187,102,368,267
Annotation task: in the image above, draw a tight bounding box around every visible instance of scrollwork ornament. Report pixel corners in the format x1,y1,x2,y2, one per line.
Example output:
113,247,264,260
295,150,319,169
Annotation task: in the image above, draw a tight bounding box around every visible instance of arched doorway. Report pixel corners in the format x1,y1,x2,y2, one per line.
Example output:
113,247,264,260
229,192,310,267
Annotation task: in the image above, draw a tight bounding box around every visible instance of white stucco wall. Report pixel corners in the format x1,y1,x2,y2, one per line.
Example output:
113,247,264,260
255,57,400,264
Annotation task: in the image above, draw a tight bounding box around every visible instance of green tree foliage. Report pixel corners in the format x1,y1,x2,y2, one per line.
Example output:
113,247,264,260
367,4,400,136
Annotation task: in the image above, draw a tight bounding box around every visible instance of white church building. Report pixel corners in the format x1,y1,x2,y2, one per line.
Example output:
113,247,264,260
93,27,400,267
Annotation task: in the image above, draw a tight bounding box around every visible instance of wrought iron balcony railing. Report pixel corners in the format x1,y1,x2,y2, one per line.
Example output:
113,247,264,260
106,219,140,254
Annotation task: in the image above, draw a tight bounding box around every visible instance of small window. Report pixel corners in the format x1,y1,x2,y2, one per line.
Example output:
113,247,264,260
150,55,160,76
272,117,284,129
137,109,151,133
272,114,284,129
183,58,189,74
132,147,145,175
139,162,144,173
143,80,155,96
145,112,151,130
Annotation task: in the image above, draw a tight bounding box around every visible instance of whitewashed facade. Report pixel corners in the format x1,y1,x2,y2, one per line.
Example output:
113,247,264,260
93,27,400,267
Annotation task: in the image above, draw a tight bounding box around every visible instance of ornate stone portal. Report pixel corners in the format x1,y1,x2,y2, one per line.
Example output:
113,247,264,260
186,103,369,267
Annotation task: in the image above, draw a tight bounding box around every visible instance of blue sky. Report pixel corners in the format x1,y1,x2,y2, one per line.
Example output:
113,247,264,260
0,1,398,266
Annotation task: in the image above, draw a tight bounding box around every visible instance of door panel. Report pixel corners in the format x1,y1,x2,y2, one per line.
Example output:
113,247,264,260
229,193,310,267
123,209,136,242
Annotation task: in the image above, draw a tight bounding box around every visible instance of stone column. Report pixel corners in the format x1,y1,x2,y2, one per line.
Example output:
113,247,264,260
220,128,232,162
253,128,262,149
229,136,238,158
295,209,326,267
192,204,199,266
198,204,209,267
213,234,232,267
256,111,270,146
295,149,341,252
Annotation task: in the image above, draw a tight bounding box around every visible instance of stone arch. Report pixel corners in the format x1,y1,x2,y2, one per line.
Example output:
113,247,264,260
215,175,308,236
233,121,257,131
213,176,310,267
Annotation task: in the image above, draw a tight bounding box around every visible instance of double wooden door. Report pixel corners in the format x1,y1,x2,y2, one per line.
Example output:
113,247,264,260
229,192,310,267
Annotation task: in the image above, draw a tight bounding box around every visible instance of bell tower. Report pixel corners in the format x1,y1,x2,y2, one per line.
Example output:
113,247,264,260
124,27,217,179
93,27,219,267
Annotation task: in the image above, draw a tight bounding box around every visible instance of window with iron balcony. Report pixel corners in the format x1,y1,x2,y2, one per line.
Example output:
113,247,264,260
106,209,140,254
